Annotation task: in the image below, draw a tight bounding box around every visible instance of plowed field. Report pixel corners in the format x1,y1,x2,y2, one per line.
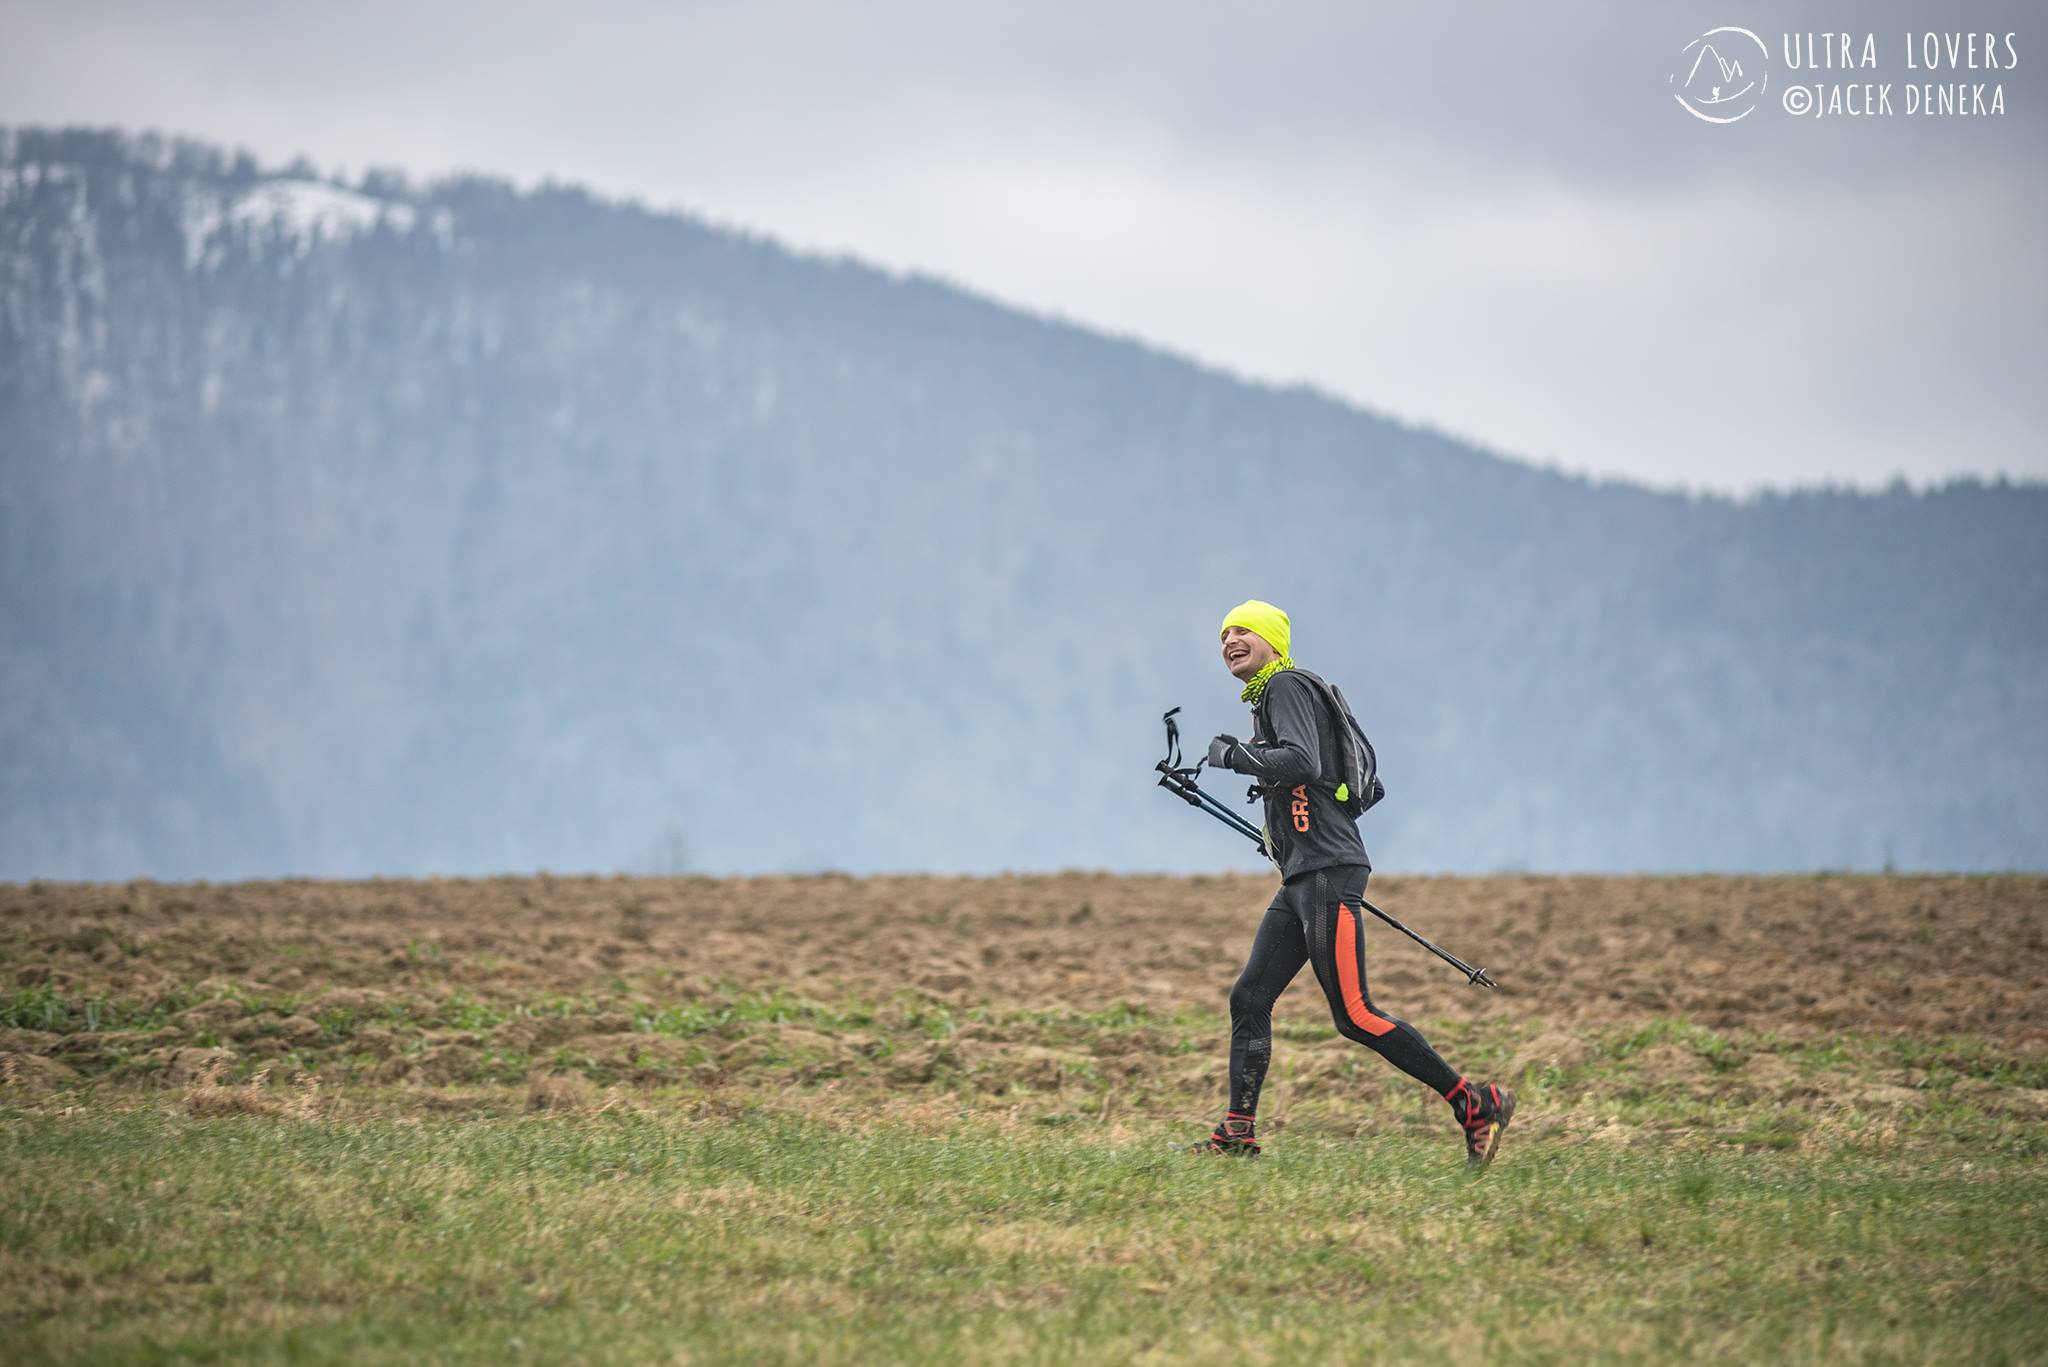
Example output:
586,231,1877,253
5,873,2044,1115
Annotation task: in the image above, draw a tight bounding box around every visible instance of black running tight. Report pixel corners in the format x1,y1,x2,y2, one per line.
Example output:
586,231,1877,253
1227,865,1460,1116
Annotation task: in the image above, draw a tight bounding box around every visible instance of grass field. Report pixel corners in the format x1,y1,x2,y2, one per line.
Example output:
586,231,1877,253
3,873,2045,1362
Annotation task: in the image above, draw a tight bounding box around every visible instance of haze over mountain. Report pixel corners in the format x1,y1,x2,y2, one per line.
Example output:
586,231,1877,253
4,127,2044,880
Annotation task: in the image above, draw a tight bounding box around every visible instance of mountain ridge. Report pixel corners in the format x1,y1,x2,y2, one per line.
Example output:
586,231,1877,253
4,125,2044,878
34,123,2018,500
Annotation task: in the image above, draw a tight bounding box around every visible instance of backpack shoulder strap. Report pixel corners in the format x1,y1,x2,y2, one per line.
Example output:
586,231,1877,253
1269,668,1343,779
1284,668,1382,811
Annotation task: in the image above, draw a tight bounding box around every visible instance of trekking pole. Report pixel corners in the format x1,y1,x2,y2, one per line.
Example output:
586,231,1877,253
1153,707,1498,990
1353,895,1497,989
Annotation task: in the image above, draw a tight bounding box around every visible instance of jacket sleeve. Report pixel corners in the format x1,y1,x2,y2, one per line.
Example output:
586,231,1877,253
1225,673,1320,783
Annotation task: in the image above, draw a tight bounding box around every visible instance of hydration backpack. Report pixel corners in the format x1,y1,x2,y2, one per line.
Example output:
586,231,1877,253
1260,668,1385,818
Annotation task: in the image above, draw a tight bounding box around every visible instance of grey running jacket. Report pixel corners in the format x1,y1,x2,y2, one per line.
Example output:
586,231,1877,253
1220,668,1370,882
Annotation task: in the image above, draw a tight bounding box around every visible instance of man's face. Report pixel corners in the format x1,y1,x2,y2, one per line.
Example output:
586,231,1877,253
1221,625,1278,681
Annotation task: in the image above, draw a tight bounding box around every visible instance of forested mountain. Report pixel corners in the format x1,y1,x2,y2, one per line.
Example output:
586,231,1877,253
3,127,2043,879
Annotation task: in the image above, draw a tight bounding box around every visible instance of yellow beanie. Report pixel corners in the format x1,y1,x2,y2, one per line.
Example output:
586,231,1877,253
1219,599,1291,658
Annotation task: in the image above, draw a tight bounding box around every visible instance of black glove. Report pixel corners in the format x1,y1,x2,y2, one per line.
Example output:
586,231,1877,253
1207,735,1242,769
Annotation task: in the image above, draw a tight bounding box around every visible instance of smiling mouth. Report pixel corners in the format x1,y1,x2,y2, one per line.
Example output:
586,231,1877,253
1226,649,1251,666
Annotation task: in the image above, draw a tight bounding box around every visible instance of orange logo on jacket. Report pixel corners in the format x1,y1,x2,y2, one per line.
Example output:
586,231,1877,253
1290,785,1310,832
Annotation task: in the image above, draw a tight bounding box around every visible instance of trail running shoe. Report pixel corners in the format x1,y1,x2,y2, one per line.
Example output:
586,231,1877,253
1449,1079,1515,1169
1188,1114,1261,1158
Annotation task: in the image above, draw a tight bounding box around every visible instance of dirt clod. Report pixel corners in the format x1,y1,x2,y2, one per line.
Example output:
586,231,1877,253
527,1071,596,1111
2,1051,78,1092
159,1047,236,1085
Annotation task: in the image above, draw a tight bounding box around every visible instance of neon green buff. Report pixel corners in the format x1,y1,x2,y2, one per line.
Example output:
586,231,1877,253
1238,656,1292,704
1220,599,1295,704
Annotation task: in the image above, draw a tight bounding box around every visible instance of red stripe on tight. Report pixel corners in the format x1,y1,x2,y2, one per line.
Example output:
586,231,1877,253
1335,905,1396,1036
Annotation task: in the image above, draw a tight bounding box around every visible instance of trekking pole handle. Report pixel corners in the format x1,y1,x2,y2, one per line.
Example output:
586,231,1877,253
1161,707,1183,770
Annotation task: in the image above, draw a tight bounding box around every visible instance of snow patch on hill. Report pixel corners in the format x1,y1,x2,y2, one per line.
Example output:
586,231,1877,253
183,179,455,268
231,179,411,244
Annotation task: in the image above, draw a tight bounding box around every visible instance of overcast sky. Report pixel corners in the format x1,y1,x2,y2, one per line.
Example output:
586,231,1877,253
7,1,2043,493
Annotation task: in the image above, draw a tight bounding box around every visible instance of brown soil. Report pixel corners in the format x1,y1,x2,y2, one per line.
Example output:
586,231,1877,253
2,873,2044,1104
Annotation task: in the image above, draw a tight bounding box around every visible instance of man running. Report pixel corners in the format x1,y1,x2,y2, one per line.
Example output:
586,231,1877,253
1190,599,1515,1168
